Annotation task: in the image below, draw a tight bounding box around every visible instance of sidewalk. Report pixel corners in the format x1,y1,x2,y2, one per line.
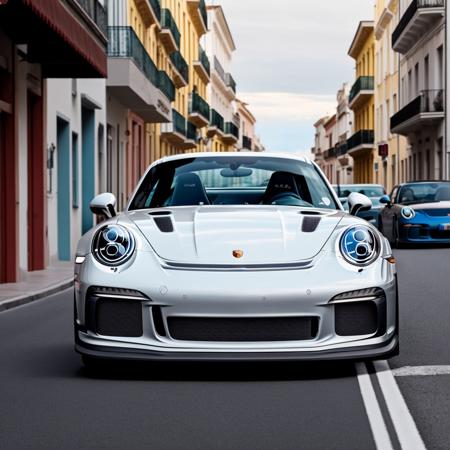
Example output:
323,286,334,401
0,262,74,311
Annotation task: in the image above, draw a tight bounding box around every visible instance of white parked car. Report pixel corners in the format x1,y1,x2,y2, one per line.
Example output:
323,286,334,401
74,153,398,367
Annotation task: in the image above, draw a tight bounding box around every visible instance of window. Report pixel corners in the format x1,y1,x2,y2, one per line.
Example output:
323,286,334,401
72,132,79,208
414,63,419,97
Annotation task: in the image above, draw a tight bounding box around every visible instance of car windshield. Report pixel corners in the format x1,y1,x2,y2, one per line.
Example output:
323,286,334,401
397,182,450,205
129,156,338,210
333,185,385,199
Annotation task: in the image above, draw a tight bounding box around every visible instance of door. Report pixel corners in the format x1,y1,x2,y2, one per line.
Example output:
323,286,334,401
81,107,95,234
27,91,45,271
57,117,71,261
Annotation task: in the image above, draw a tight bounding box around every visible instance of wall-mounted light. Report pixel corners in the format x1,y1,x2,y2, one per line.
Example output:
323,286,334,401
47,143,56,194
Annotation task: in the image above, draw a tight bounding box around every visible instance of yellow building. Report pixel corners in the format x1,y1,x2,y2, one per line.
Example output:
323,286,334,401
374,0,407,192
106,0,212,205
347,21,376,184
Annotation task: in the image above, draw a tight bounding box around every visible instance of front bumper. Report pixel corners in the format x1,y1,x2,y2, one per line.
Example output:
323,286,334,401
399,221,450,244
75,250,398,362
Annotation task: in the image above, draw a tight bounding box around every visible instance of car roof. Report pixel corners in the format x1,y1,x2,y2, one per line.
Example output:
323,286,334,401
153,151,312,166
332,183,384,188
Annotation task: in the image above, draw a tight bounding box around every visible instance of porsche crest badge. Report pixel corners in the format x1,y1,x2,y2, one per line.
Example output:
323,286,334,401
232,250,244,259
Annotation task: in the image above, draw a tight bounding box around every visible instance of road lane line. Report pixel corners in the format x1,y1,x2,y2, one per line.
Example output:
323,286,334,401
392,365,450,377
355,362,394,450
373,360,426,450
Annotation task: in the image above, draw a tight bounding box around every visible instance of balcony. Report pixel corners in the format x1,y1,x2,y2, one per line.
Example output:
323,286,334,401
324,147,337,160
107,27,172,122
193,46,210,84
390,89,444,135
242,136,253,150
132,0,161,28
207,109,225,138
225,73,237,95
349,76,374,110
159,9,181,53
222,122,239,145
161,109,187,146
187,0,208,37
170,51,189,88
157,71,176,102
337,142,351,166
189,91,210,128
76,0,108,36
181,122,198,150
392,0,445,54
347,130,374,155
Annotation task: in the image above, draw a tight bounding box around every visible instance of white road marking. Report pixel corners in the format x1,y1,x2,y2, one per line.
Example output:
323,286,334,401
392,365,450,377
355,362,394,450
373,360,426,450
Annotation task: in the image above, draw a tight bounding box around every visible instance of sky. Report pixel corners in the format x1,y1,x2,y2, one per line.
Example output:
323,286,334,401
217,0,374,155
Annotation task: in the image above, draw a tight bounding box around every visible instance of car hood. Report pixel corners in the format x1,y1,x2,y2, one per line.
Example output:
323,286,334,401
411,201,450,216
126,206,344,264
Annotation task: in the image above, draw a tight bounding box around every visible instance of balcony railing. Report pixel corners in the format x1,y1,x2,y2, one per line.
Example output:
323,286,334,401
324,147,337,159
391,89,444,131
242,136,252,150
161,9,181,49
189,91,210,120
148,0,162,22
214,56,226,83
76,0,108,35
108,26,159,86
170,51,189,85
186,121,197,141
199,46,210,76
347,130,374,151
226,73,237,93
392,0,444,49
337,142,348,157
210,109,225,131
172,109,186,136
225,122,239,139
158,71,176,102
349,76,374,104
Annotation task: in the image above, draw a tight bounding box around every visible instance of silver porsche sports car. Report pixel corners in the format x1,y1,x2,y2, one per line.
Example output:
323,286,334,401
74,153,398,366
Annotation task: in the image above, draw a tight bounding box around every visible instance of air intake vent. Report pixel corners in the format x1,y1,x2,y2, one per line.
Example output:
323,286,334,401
154,216,174,233
335,301,378,336
167,316,318,342
302,216,321,232
95,298,143,337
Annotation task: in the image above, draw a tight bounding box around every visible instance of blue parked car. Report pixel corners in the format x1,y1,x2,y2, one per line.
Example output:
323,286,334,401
333,184,386,226
378,181,450,247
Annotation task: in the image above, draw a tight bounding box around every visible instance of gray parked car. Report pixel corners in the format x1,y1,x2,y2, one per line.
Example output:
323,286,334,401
74,153,398,367
333,184,386,226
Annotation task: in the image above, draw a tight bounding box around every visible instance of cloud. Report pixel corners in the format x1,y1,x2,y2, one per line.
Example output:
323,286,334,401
239,92,336,122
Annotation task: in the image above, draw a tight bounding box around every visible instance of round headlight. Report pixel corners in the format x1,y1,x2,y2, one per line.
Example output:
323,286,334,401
92,225,135,266
401,206,415,219
340,226,379,266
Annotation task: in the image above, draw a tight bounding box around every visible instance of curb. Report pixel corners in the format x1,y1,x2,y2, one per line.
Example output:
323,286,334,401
0,278,74,312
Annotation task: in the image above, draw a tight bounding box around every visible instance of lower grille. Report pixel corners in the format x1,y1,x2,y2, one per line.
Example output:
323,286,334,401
430,229,450,239
335,301,378,336
95,298,143,337
167,317,318,342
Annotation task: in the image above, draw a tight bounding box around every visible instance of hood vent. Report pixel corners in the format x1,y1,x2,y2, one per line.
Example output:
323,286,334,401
302,216,321,233
154,216,174,233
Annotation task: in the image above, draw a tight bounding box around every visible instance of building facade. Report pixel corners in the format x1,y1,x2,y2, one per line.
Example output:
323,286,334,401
348,21,376,184
0,0,107,283
390,0,445,182
336,83,354,184
236,98,263,151
204,5,239,152
312,116,329,172
322,115,339,183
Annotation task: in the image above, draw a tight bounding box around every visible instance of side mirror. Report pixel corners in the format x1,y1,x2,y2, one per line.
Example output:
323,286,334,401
379,194,391,206
90,193,117,219
347,192,372,216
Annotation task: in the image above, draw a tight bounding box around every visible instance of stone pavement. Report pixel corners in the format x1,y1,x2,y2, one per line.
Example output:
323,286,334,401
0,262,74,311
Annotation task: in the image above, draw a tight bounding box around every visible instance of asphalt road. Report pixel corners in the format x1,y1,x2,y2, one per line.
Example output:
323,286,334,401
0,248,449,450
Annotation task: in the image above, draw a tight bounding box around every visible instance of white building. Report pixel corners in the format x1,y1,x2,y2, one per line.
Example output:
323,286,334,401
391,0,445,180
336,83,354,184
312,116,329,172
46,79,107,263
204,5,239,151
235,98,264,151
